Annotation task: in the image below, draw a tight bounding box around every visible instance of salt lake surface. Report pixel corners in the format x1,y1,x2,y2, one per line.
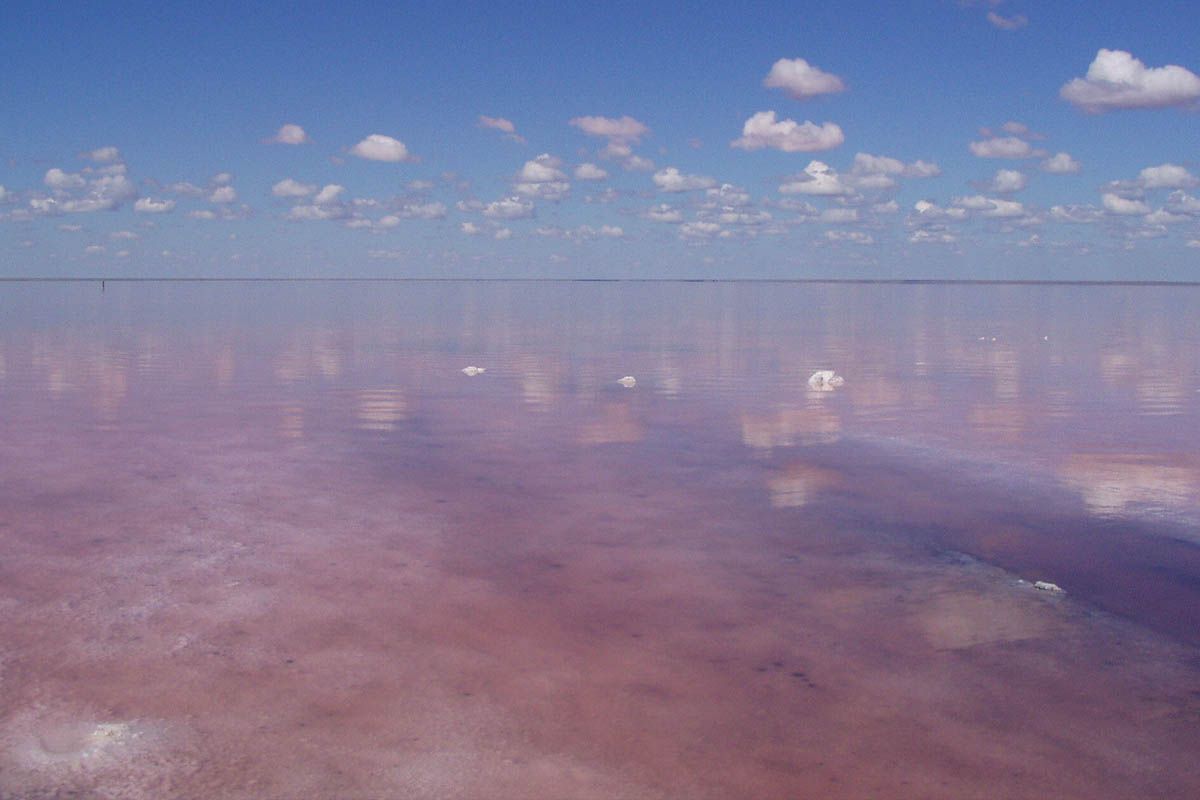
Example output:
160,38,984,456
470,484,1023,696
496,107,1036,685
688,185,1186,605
0,280,1198,799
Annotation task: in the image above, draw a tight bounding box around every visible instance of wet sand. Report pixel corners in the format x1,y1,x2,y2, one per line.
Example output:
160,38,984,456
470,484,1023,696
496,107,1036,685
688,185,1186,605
1,281,1198,798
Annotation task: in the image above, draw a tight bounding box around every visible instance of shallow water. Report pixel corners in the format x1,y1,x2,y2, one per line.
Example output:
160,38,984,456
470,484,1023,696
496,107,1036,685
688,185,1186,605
1,281,1198,799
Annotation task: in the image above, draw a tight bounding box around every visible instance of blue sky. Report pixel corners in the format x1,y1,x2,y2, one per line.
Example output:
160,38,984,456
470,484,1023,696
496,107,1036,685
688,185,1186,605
1,1,1198,279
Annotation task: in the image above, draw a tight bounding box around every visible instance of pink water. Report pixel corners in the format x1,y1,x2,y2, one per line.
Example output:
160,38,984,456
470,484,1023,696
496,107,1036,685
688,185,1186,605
1,281,1198,799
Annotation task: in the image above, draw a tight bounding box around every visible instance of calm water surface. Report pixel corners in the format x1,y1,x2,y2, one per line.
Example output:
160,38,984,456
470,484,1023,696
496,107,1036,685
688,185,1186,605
1,281,1198,799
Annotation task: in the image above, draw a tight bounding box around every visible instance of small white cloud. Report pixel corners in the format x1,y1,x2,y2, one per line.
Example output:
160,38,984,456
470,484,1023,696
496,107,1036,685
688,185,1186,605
272,178,316,198
84,244,106,254
1102,192,1151,215
574,163,608,180
705,183,752,207
987,11,1028,31
909,230,956,244
953,195,1026,218
1137,163,1197,190
483,196,534,219
644,204,683,223
1049,204,1103,223
268,124,310,145
110,229,138,240
517,154,567,183
763,57,846,100
350,134,414,162
569,115,649,143
1061,49,1200,112
168,181,204,197
680,221,721,239
84,146,121,163
826,230,874,245
779,160,850,195
460,222,482,236
623,155,655,172
731,111,844,152
479,115,524,142
312,184,345,205
44,168,85,190
134,197,175,214
653,167,716,193
988,169,1028,193
1166,191,1200,214
398,201,447,220
1041,152,1081,174
494,227,513,240
1144,208,1189,225
819,208,858,224
211,172,233,185
209,185,237,204
969,136,1035,158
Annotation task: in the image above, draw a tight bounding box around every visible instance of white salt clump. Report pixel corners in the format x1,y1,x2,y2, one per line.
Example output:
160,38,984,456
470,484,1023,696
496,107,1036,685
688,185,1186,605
617,376,637,388
807,370,845,391
1033,580,1064,594
461,366,486,376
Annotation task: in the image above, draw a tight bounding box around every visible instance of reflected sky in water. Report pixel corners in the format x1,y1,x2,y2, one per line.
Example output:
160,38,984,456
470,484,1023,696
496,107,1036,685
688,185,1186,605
1,281,1199,798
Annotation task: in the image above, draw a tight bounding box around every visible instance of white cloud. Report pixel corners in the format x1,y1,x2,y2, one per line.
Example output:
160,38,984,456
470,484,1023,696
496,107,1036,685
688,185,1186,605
779,160,850,195
272,178,316,198
535,224,625,241
84,146,121,163
44,168,85,190
644,204,683,223
705,183,752,207
350,134,414,162
1138,163,1197,189
1102,192,1151,215
514,181,570,200
189,210,217,220
569,115,649,143
483,196,534,219
653,167,716,192
987,11,1028,31
268,124,310,145
168,181,204,197
1049,204,1103,223
460,222,482,236
988,169,1028,193
133,197,175,214
909,230,956,244
1061,49,1200,112
286,203,348,221
209,185,237,204
762,57,846,100
968,136,1035,158
1144,209,1190,225
479,115,524,142
826,230,874,245
1166,191,1200,214
1041,152,1081,174
84,244,105,254
212,172,233,185
680,221,721,239
494,227,512,240
0,185,8,203
912,200,967,220
110,230,138,240
310,184,343,205
397,201,447,220
574,163,608,180
873,200,900,214
517,154,567,183
731,111,844,152
622,155,655,172
953,195,1026,217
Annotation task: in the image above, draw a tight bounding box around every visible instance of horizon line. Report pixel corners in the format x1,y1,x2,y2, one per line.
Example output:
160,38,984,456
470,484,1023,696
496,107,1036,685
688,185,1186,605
2,277,1200,287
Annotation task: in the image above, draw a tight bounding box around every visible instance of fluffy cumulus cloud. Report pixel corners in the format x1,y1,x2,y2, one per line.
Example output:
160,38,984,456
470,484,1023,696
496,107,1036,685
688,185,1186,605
209,185,237,204
513,154,570,200
779,161,851,195
350,134,414,162
44,168,86,190
31,169,137,214
312,184,345,205
268,124,310,145
272,178,316,198
574,163,608,180
83,146,121,163
968,136,1036,159
483,196,534,219
986,11,1028,31
988,169,1028,194
568,115,649,143
731,111,844,152
652,167,716,193
1137,163,1197,190
1041,152,1081,174
1061,49,1200,112
134,197,175,213
762,57,846,100
952,195,1027,218
1101,193,1151,215
644,204,684,223
535,224,624,241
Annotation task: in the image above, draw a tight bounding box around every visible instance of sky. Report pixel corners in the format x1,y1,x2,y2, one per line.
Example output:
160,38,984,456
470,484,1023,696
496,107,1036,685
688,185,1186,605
1,0,1198,280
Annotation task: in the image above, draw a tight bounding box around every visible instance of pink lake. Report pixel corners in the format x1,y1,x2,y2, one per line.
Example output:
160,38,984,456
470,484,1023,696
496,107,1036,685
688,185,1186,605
1,280,1198,799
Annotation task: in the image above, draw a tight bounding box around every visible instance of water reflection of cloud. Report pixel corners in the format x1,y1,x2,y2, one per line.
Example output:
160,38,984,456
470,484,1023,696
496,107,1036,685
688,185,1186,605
578,403,644,445
740,406,841,450
356,389,407,431
766,463,841,508
279,405,305,440
1061,454,1200,521
1134,369,1187,416
967,403,1025,440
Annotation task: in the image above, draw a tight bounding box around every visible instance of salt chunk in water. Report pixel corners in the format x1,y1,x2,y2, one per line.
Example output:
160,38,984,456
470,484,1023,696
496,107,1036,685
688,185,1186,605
807,370,845,390
461,366,486,376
